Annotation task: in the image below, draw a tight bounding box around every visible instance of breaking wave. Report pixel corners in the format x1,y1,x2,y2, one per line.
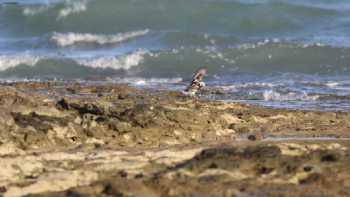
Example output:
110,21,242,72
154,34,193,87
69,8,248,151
51,29,149,47
263,90,319,101
57,0,89,20
23,5,49,16
0,53,41,71
2,42,350,78
76,50,148,70
1,0,346,37
0,50,149,78
22,0,89,20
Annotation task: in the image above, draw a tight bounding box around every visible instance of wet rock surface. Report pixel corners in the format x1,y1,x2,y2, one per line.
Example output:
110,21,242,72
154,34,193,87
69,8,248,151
0,82,350,196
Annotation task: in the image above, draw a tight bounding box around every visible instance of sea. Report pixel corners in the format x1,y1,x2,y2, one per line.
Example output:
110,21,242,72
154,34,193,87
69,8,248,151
1,0,350,111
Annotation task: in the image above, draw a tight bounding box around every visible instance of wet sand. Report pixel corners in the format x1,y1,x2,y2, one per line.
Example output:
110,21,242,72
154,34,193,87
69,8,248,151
0,82,350,197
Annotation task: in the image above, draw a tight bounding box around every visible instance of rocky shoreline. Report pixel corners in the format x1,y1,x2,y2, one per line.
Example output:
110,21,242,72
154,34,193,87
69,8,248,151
0,82,349,197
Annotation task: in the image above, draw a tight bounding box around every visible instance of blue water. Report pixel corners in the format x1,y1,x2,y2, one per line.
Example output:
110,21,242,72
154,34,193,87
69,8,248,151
0,0,350,111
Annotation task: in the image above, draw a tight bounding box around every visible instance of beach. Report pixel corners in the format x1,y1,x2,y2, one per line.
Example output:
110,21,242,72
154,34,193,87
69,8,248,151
0,82,349,196
1,0,350,196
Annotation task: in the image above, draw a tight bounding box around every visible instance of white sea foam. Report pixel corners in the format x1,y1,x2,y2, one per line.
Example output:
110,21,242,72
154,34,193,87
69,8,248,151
0,54,41,71
77,50,149,70
57,0,89,19
263,90,319,101
0,50,148,72
22,0,88,19
51,29,149,47
219,83,276,91
109,77,183,86
325,82,339,88
324,81,350,91
195,47,236,64
23,5,50,16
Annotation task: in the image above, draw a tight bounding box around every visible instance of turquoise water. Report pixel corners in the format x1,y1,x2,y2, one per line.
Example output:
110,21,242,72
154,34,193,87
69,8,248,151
1,0,350,110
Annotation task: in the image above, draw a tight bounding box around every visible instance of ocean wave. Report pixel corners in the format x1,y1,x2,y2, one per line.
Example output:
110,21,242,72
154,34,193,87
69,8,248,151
108,77,183,86
57,0,89,20
263,90,319,101
0,53,42,70
51,29,149,47
217,82,276,92
3,0,344,38
286,0,350,11
297,80,350,91
0,49,148,72
2,41,350,78
76,50,149,70
21,0,89,20
23,5,50,16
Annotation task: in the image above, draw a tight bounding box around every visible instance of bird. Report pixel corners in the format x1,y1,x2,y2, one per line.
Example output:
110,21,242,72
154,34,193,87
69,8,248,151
183,68,207,96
